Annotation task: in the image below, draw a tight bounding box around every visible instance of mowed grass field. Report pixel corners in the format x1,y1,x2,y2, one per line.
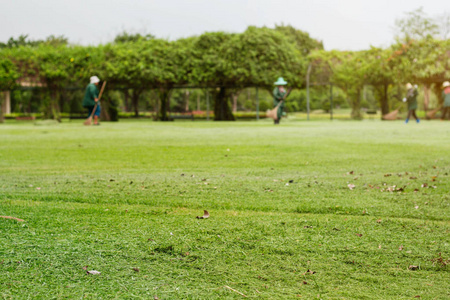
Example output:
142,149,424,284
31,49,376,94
0,119,449,299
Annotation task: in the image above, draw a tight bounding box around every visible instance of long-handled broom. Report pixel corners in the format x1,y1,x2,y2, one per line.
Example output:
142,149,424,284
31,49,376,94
266,88,292,121
84,81,107,126
426,106,441,119
382,103,403,121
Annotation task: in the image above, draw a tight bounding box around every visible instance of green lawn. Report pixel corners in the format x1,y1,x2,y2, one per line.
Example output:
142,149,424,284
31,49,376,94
0,119,449,299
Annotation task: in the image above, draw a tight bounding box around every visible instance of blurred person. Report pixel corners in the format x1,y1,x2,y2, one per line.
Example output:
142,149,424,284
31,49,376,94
272,77,292,124
82,76,101,125
403,83,419,124
442,81,450,120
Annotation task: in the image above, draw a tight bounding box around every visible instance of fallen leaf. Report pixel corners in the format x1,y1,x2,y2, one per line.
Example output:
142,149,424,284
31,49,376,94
196,210,210,219
410,177,417,180
421,183,428,188
384,173,392,177
414,296,420,298
109,179,115,182
304,226,313,228
376,219,382,223
303,269,316,275
349,171,354,175
86,270,101,275
333,227,340,231
378,245,382,249
348,184,356,190
154,296,159,300
355,233,362,237
414,206,419,209
303,281,308,285
82,266,88,270
399,245,404,251
132,267,140,272
409,265,419,271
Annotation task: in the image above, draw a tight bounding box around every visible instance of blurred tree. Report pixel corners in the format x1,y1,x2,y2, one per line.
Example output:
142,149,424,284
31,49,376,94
0,57,19,122
310,50,369,119
364,47,395,115
394,7,439,41
190,27,306,120
113,31,155,44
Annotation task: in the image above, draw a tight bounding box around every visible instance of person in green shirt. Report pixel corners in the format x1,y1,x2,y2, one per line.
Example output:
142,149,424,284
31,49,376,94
441,81,450,121
272,77,292,124
82,76,101,125
403,83,419,124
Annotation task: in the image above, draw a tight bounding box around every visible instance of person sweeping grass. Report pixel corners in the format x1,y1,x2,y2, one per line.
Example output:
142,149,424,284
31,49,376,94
272,77,292,125
403,83,420,124
82,76,101,126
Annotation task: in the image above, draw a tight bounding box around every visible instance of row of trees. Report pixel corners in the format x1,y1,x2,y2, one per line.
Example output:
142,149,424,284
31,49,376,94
0,9,449,121
0,26,320,121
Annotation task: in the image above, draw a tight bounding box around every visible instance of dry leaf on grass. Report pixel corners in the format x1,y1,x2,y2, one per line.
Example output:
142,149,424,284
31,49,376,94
348,184,356,190
303,269,316,275
355,233,363,237
132,268,140,272
196,210,210,219
0,216,24,222
86,270,101,275
408,265,419,270
399,245,404,251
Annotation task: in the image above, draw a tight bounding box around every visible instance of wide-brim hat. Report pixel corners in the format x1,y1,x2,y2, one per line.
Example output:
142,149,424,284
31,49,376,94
90,76,100,84
443,81,450,88
274,77,288,85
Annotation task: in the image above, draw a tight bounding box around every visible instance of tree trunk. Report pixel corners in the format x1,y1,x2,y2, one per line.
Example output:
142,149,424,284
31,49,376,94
158,88,171,121
132,89,140,117
232,92,238,112
423,84,430,111
124,89,130,112
213,87,235,121
0,92,4,123
379,83,390,117
100,96,111,121
184,90,190,112
46,89,61,122
196,93,200,111
350,89,362,120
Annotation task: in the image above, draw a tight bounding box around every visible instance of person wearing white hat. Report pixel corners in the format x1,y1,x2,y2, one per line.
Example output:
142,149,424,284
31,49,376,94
441,81,450,120
82,76,101,125
272,77,292,124
403,83,419,124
